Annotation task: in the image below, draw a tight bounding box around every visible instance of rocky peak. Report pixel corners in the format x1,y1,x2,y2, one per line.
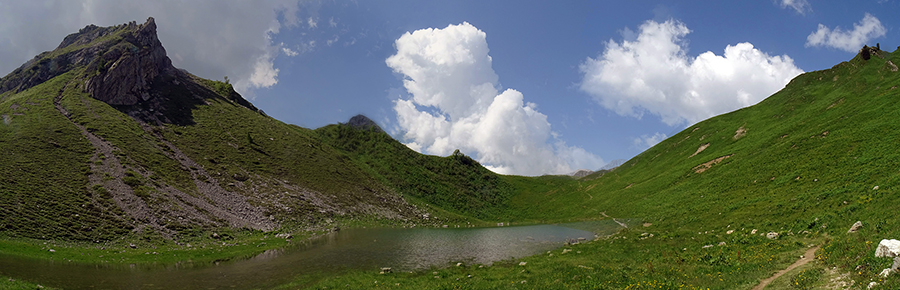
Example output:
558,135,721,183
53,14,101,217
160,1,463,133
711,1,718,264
0,17,174,105
84,17,175,105
347,114,384,133
1,17,261,125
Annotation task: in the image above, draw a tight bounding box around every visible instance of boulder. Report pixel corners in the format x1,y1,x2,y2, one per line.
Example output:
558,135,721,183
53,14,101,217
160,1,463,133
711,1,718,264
766,232,779,239
379,267,392,274
875,239,900,276
875,239,900,258
848,221,863,233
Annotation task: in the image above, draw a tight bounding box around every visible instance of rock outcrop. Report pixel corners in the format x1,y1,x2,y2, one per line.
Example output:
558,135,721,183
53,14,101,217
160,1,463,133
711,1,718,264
875,239,900,277
83,17,176,105
347,114,385,133
847,221,863,233
0,17,174,102
1,17,261,126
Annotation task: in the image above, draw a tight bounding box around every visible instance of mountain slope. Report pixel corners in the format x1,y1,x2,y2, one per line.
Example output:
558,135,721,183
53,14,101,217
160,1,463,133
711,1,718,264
316,115,514,220
0,18,431,242
530,45,900,228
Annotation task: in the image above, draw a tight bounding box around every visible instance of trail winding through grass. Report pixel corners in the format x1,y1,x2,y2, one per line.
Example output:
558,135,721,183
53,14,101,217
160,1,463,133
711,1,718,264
752,246,820,290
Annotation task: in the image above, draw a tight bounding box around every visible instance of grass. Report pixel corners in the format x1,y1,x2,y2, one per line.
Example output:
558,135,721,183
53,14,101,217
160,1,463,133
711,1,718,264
316,122,515,220
0,71,130,241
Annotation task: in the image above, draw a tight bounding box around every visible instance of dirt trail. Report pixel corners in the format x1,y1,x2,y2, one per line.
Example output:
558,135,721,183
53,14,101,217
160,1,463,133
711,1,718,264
599,212,628,228
752,246,820,290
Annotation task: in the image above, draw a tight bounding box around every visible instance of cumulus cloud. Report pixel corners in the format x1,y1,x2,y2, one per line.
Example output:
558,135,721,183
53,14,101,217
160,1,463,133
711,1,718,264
779,0,811,14
579,19,804,126
387,23,604,176
806,13,887,52
0,0,307,95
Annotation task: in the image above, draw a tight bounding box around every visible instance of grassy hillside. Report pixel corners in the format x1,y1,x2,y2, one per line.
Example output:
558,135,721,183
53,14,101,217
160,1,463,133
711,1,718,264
516,47,900,235
316,119,514,221
299,48,900,289
0,19,432,248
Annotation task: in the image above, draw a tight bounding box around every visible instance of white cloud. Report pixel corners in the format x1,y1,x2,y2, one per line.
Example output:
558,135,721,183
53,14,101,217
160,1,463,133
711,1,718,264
282,47,299,56
779,0,810,14
307,17,317,29
0,0,305,96
633,133,667,149
249,51,279,88
579,19,804,126
387,23,604,176
329,17,337,28
326,35,340,46
806,13,887,52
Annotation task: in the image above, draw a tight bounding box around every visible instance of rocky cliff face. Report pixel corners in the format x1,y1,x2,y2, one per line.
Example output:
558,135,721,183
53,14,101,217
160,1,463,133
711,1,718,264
0,17,258,126
83,17,176,106
1,18,173,103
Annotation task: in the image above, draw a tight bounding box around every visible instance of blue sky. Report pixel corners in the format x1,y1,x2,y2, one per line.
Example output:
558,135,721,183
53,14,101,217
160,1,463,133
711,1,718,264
1,0,898,175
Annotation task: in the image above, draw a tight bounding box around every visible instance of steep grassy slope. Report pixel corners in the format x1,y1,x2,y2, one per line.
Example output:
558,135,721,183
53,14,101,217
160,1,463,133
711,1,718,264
0,71,131,241
515,47,900,232
316,118,514,220
0,18,429,245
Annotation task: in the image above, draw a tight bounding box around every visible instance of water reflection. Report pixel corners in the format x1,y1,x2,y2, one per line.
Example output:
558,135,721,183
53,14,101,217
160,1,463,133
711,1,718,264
0,222,614,289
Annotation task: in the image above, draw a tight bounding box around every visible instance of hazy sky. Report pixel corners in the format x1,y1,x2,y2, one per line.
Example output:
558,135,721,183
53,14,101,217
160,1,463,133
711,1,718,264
1,0,897,175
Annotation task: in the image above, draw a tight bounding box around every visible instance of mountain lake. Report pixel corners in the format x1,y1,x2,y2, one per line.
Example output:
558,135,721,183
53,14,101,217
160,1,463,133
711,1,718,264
0,221,623,289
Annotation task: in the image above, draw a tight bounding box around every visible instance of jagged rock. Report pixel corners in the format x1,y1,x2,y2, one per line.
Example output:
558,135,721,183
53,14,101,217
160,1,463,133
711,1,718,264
83,17,176,105
858,45,882,61
379,267,392,274
766,232,779,239
848,221,863,233
0,17,175,105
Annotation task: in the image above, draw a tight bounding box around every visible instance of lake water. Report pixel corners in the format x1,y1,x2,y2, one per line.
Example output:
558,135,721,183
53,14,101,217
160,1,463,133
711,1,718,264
0,221,619,289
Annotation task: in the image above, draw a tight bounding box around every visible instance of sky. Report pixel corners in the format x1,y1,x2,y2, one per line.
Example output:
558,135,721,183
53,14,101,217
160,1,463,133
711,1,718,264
1,0,898,176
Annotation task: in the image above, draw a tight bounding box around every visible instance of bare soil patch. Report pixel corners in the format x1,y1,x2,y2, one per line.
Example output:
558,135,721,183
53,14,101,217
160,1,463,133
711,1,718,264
690,143,710,158
693,154,733,173
734,126,747,140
